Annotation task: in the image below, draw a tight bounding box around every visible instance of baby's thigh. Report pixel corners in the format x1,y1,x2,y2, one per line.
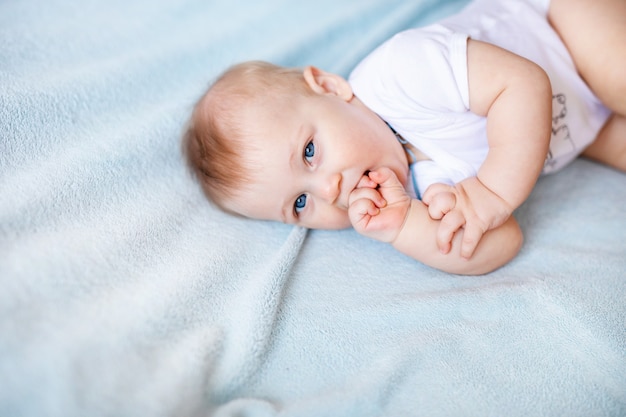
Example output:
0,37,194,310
583,114,626,173
548,0,626,114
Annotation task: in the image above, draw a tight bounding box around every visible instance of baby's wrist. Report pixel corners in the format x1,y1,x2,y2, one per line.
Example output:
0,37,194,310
390,199,417,247
472,175,518,215
466,176,515,217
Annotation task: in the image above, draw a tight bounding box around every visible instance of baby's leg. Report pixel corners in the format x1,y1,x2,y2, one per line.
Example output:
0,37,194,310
549,0,626,114
583,114,626,172
548,0,626,171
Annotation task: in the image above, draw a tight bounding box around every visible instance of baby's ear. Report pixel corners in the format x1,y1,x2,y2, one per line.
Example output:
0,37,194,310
302,66,353,101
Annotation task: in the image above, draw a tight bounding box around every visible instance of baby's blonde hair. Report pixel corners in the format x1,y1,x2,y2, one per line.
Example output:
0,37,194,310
182,61,312,211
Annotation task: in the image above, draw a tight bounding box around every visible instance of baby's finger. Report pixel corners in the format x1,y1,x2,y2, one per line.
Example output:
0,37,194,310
437,210,465,254
460,223,485,260
348,186,386,208
350,197,380,217
427,192,456,220
422,183,452,205
348,197,380,230
367,167,398,188
356,173,378,189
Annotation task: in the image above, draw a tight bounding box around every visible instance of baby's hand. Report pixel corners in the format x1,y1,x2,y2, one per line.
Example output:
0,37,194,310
348,167,411,243
422,177,513,259
422,185,457,221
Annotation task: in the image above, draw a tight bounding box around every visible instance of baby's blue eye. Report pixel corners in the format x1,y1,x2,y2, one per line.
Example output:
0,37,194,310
294,194,307,214
304,141,315,161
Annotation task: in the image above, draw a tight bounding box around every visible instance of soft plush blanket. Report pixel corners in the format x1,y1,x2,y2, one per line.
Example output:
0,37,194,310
1,0,625,416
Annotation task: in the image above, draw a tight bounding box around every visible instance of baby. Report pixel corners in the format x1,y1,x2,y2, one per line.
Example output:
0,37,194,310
183,0,626,275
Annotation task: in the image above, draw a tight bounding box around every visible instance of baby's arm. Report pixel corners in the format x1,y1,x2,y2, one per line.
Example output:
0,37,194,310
349,168,522,275
432,39,552,259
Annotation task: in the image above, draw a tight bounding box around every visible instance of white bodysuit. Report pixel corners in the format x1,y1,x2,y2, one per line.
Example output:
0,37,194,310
348,0,611,198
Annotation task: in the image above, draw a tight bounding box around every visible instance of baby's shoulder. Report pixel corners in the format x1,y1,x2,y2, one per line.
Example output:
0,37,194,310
351,25,464,81
384,25,463,60
349,25,468,112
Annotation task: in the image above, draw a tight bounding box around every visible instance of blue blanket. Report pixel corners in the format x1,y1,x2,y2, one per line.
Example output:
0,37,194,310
1,0,625,416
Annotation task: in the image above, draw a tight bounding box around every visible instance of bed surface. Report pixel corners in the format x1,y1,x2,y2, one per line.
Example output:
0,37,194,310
1,0,625,416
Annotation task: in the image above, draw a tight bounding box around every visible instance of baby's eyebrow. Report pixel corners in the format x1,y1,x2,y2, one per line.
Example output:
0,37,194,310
289,125,305,170
288,144,297,171
280,191,299,224
280,204,289,224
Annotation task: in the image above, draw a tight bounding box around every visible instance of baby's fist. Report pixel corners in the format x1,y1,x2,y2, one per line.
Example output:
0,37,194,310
348,168,411,243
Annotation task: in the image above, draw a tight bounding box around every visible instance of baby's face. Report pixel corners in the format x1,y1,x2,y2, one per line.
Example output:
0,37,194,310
226,88,409,229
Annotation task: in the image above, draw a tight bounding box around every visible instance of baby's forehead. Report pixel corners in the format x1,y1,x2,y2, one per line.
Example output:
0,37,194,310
235,97,307,142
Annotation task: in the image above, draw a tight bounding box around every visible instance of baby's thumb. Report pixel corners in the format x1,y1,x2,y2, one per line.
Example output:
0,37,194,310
368,167,396,187
427,192,455,220
422,183,450,204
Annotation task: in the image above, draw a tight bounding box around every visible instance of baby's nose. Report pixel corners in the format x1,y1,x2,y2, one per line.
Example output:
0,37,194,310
316,173,341,205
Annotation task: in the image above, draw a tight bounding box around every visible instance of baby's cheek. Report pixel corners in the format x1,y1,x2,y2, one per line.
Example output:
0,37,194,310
306,208,352,230
328,212,353,230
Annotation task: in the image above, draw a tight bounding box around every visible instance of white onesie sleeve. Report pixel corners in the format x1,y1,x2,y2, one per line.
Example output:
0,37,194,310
350,25,470,122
